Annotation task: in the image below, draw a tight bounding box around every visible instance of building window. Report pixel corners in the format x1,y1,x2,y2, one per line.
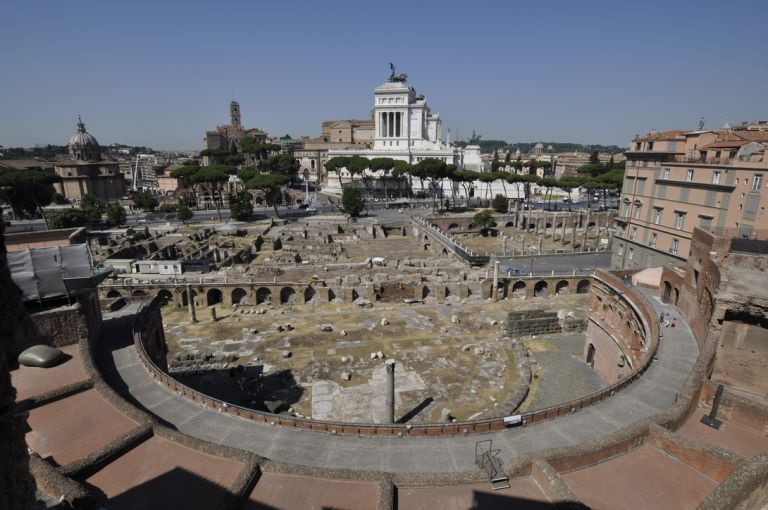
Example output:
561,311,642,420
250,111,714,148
631,227,638,241
674,212,685,230
712,171,720,184
686,169,694,181
617,244,624,256
648,142,654,151
753,174,763,192
699,216,712,230
628,247,634,260
650,233,657,248
634,204,642,220
653,208,662,224
663,168,670,179
671,238,679,254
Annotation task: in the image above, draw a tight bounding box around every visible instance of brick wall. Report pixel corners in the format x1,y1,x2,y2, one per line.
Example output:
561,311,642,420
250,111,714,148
506,310,561,337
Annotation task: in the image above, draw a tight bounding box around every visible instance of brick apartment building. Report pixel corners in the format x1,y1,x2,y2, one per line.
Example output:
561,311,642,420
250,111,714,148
612,126,768,269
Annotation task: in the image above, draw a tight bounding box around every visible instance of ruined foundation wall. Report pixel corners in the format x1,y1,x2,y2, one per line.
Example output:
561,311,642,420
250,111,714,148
505,310,561,337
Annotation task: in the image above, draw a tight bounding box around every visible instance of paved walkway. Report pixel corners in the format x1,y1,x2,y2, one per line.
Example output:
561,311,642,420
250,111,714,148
96,292,698,474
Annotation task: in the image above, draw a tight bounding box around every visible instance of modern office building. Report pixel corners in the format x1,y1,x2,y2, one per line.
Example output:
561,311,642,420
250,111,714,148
612,126,768,269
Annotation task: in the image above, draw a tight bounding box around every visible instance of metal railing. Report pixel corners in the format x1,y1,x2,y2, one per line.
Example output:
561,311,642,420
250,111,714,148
129,272,661,437
413,216,490,265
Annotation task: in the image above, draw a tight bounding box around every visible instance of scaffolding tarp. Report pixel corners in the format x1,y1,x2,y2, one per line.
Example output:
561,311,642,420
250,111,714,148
8,244,93,302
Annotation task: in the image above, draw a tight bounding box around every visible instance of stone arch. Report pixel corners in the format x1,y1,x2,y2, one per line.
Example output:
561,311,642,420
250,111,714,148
304,286,316,302
231,287,248,305
422,286,430,299
441,248,448,255
328,289,337,301
504,221,515,228
674,287,680,306
351,288,360,301
587,222,596,228
662,281,672,303
182,289,198,307
423,234,429,242
512,280,526,299
534,280,549,298
280,287,296,304
576,280,591,294
106,289,122,298
157,289,173,306
448,223,460,231
445,286,452,298
206,288,223,306
256,287,272,305
586,343,596,368
555,280,569,295
545,222,552,229
132,289,147,297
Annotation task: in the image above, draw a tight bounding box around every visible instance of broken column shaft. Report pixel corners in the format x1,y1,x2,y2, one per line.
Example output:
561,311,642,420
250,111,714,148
187,284,197,323
385,359,395,423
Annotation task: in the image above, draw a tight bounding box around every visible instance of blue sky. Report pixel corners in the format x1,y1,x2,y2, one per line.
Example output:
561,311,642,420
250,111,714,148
1,0,766,150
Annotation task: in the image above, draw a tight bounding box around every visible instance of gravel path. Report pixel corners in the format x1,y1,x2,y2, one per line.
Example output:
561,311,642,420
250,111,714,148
522,332,603,411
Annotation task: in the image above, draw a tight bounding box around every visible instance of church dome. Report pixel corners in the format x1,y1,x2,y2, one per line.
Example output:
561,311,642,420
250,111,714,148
68,116,101,161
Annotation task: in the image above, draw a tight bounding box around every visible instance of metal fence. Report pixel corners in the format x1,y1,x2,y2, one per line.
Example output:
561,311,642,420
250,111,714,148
413,216,490,265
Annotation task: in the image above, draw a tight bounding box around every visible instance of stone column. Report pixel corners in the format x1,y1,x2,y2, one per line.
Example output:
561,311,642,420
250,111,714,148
571,218,577,251
385,360,395,423
584,210,591,252
186,284,197,323
550,212,556,238
537,236,543,254
560,216,566,245
492,260,500,301
535,209,541,234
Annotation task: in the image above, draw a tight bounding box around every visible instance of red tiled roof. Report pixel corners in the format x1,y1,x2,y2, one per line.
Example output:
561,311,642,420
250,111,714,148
699,140,750,150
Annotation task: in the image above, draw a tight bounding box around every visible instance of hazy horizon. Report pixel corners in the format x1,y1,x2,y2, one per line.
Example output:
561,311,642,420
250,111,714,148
2,0,766,151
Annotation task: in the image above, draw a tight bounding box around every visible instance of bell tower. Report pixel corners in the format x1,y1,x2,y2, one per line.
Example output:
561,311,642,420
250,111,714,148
230,101,241,127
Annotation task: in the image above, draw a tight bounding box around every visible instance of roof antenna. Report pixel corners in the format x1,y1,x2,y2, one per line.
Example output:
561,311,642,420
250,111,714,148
698,116,705,130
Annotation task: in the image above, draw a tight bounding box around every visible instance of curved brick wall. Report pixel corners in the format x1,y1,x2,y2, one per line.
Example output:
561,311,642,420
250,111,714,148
132,272,659,437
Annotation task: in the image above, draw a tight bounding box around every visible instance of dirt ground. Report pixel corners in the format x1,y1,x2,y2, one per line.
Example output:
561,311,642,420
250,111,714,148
162,294,589,423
